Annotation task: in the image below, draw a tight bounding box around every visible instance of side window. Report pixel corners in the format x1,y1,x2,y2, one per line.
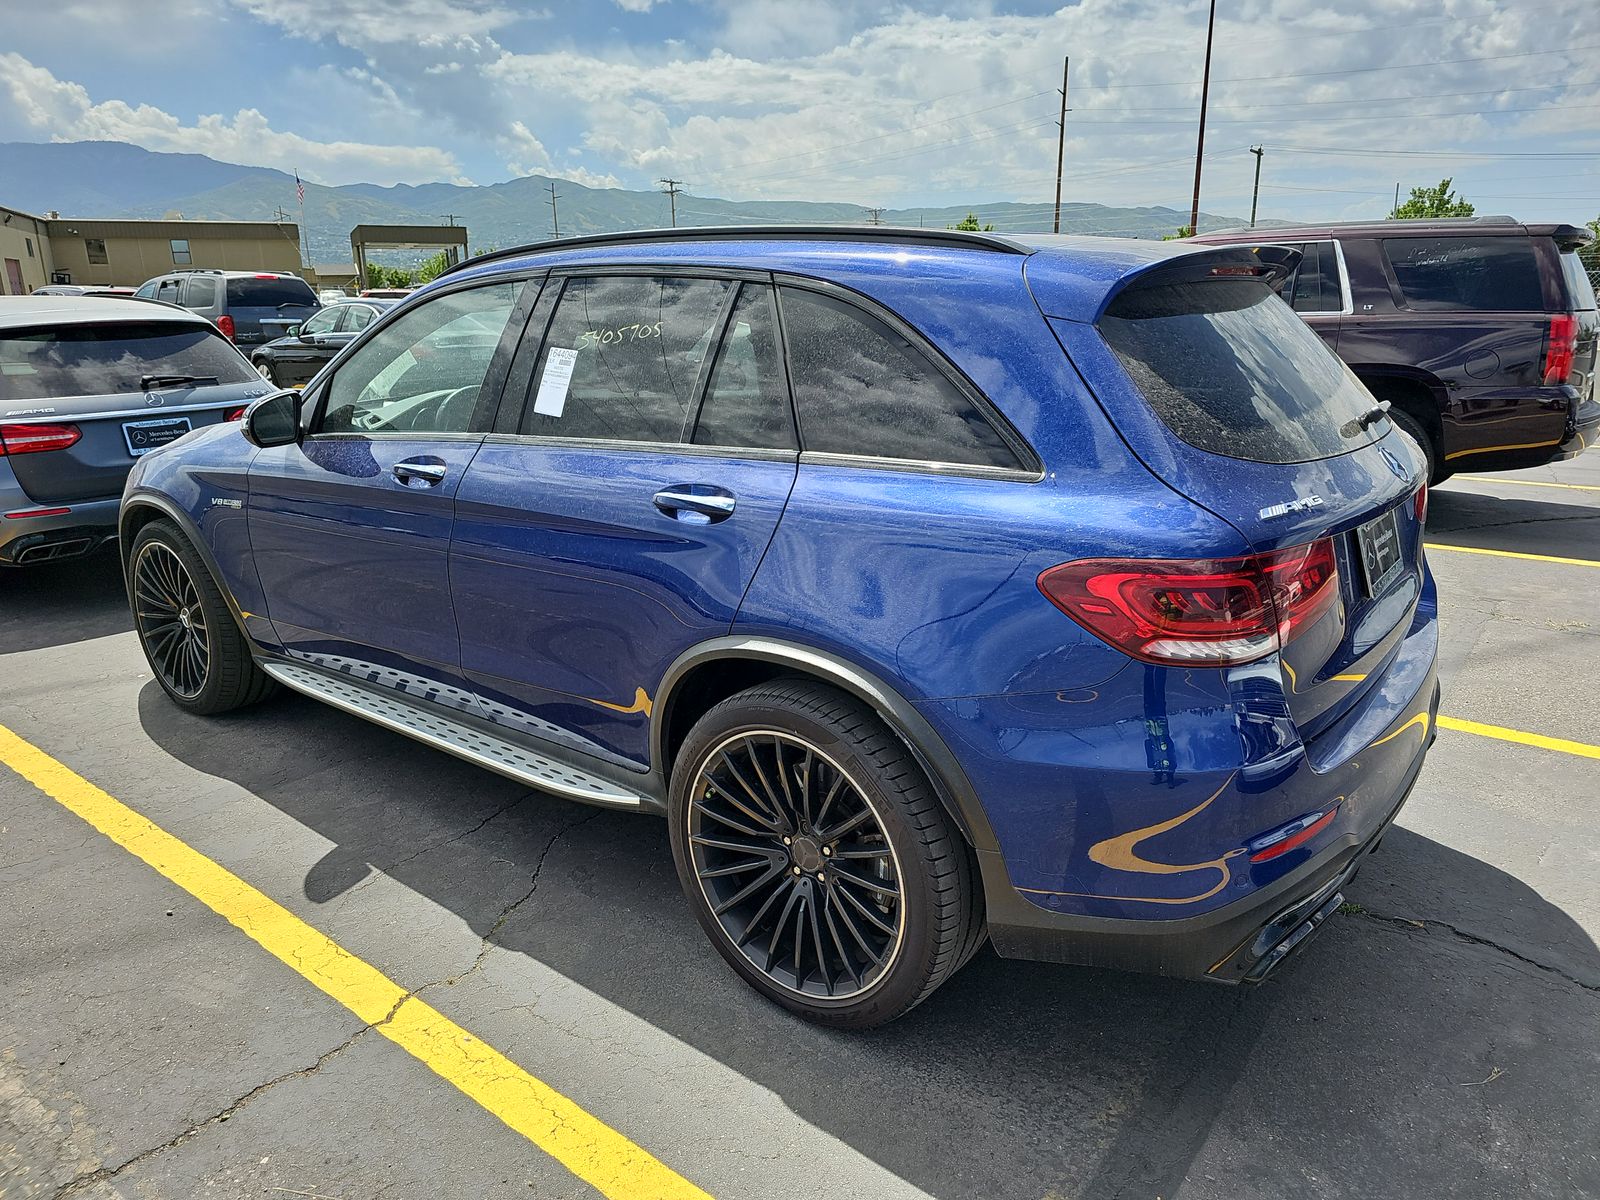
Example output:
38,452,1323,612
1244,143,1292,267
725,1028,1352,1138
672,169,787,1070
1382,236,1543,311
319,281,523,435
344,305,376,332
135,281,159,299
156,278,182,303
777,288,1021,469
183,277,217,308
300,307,341,335
518,274,732,443
1288,241,1342,314
692,283,795,451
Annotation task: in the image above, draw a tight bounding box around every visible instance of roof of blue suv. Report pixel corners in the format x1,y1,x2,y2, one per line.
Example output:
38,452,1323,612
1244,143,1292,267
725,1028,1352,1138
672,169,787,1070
437,225,1288,325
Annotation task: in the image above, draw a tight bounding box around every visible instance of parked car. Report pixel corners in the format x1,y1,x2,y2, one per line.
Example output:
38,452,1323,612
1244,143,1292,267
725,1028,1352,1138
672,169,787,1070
1,297,271,566
1192,216,1598,481
318,288,353,304
358,287,414,300
120,227,1438,1027
249,298,397,388
132,270,321,348
29,286,138,298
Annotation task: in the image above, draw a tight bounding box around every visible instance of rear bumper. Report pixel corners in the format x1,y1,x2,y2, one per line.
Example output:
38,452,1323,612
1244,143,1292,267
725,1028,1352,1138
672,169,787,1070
0,482,121,565
1442,384,1598,471
1553,388,1600,462
982,677,1438,981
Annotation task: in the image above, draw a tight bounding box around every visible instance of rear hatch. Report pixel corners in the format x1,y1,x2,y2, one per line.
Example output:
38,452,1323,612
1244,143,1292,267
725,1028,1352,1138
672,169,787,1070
0,320,267,503
1034,246,1426,745
225,275,321,345
1554,236,1598,407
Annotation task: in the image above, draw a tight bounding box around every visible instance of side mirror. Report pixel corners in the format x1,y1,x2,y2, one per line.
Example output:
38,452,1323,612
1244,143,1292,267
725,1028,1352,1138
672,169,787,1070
242,389,302,448
287,324,303,339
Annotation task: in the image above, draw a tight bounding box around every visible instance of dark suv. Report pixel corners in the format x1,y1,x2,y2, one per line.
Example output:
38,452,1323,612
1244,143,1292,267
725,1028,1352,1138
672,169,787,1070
133,270,321,348
1193,217,1598,480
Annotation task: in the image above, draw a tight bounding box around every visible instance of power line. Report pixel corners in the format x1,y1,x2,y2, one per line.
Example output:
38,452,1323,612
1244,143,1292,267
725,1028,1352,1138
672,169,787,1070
863,207,886,225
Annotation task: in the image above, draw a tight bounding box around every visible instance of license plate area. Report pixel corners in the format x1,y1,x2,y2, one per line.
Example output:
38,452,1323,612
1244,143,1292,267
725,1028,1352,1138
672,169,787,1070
123,416,192,457
1354,507,1404,597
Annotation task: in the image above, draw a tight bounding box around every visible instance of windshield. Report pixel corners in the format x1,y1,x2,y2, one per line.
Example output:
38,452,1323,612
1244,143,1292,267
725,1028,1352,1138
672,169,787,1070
1099,278,1384,464
0,322,257,401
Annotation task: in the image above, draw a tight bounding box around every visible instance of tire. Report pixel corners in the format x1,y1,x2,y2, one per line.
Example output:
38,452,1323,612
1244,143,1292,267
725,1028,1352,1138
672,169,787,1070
1370,392,1445,484
668,679,983,1029
253,359,277,386
129,519,277,715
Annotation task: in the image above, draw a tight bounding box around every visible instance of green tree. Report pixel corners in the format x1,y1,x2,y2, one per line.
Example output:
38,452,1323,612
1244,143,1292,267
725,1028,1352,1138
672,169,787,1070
364,263,415,289
949,212,995,232
1163,224,1195,241
1391,178,1475,219
415,251,451,284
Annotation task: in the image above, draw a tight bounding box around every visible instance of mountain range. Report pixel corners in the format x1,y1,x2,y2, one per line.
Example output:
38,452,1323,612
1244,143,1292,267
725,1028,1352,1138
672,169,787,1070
0,140,1267,265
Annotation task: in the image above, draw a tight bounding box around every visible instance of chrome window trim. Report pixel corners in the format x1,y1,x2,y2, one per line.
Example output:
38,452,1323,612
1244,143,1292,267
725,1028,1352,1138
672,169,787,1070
1331,238,1354,316
798,450,1042,482
481,431,799,464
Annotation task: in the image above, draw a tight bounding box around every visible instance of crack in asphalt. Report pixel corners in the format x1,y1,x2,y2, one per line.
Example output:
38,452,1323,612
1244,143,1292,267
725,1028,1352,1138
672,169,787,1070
344,790,536,899
1349,906,1599,995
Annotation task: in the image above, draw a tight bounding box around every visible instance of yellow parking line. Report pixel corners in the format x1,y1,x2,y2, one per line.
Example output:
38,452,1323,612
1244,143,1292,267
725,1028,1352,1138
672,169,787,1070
1437,715,1600,761
0,723,710,1200
1452,476,1600,493
1425,543,1600,568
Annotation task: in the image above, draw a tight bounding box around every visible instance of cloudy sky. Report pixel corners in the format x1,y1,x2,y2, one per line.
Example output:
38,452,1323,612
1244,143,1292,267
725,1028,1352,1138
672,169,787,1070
2,0,1597,228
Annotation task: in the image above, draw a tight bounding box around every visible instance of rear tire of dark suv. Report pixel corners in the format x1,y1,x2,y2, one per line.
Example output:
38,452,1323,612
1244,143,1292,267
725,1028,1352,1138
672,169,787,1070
129,519,278,715
1375,397,1444,484
668,679,984,1029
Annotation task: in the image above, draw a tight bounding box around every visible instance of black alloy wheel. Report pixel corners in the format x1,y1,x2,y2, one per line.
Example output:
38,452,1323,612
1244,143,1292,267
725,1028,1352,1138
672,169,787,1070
133,540,211,699
687,731,905,1000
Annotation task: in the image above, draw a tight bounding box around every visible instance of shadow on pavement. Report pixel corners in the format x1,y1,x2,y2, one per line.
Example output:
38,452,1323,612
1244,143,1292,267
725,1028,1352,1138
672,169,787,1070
0,549,130,656
1428,488,1600,560
138,685,1600,1200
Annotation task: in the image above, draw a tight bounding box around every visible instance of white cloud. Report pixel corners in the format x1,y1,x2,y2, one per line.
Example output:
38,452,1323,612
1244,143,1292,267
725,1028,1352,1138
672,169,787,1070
613,0,661,10
225,0,525,48
0,53,473,187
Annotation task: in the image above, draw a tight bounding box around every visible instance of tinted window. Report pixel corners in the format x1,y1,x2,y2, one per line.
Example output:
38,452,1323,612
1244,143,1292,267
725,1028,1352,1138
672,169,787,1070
320,281,523,435
184,276,217,308
1288,241,1343,313
518,274,732,443
1559,249,1597,312
227,276,318,308
692,283,794,450
0,323,256,401
300,307,341,335
1383,236,1542,311
778,288,1018,468
156,279,181,303
1099,278,1383,464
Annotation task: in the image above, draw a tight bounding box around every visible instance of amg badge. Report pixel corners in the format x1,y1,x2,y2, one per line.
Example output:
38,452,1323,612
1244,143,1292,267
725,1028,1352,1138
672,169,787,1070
1259,495,1325,520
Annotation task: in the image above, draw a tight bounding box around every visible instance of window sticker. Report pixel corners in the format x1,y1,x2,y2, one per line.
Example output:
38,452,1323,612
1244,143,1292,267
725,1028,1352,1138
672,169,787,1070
533,347,580,417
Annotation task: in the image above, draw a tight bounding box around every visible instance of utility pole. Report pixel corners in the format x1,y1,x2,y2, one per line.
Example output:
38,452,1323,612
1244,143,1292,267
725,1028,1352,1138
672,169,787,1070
1053,56,1070,234
658,178,685,227
1248,145,1264,228
1188,0,1217,237
863,206,885,226
547,182,560,237
1393,181,1401,215
438,213,460,226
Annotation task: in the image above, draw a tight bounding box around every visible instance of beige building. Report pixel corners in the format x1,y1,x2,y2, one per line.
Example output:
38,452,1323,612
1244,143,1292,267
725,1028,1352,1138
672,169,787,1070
0,204,55,295
0,204,303,293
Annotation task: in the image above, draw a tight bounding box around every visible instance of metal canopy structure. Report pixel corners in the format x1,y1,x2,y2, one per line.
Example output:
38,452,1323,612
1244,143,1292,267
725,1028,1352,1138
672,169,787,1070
349,223,468,284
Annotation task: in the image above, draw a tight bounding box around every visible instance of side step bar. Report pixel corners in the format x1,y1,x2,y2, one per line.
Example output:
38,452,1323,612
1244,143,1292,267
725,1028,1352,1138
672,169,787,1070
258,660,649,810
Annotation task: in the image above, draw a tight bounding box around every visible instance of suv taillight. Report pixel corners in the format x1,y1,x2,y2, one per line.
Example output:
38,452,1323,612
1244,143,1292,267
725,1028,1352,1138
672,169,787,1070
1543,314,1577,385
0,423,82,456
1037,540,1340,666
217,313,236,341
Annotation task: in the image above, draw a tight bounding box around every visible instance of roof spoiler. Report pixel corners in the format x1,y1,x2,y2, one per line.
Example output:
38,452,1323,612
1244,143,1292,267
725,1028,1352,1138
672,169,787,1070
1546,224,1594,251
1089,243,1301,322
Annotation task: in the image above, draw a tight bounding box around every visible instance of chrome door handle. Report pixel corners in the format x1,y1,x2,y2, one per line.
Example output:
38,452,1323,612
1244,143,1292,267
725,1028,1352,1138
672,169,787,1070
392,460,448,487
653,488,736,523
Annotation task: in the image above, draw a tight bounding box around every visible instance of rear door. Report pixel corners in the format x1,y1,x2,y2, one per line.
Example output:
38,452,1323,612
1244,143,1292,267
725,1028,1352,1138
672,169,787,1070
247,278,532,702
226,275,320,346
1282,240,1346,351
1046,260,1424,742
450,271,798,768
271,305,344,388
0,320,265,503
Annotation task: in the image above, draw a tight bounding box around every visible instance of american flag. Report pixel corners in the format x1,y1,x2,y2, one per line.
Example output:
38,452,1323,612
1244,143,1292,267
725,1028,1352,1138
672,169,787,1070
295,171,304,204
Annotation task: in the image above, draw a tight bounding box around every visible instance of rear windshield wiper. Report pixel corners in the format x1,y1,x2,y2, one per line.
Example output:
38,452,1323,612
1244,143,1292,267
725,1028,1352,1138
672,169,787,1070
141,373,218,390
1342,401,1390,438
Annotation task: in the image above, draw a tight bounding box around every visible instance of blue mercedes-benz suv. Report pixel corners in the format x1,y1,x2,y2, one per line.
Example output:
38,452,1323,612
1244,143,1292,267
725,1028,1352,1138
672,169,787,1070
120,227,1439,1027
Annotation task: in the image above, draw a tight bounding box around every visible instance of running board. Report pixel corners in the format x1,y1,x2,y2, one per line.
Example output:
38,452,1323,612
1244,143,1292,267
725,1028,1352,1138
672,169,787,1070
259,660,648,809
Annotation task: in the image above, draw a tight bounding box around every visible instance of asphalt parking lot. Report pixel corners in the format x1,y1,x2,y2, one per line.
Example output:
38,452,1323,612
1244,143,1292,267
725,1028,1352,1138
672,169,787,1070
3,458,1598,1200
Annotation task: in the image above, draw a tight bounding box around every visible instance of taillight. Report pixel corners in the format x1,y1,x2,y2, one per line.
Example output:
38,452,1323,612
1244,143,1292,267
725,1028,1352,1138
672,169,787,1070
1037,539,1339,666
1414,483,1428,526
225,406,248,421
0,423,82,456
1543,314,1577,385
217,313,236,341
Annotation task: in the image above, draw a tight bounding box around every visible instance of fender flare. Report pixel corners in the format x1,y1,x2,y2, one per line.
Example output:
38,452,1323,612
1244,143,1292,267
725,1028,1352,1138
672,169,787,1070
652,635,1000,854
119,491,252,639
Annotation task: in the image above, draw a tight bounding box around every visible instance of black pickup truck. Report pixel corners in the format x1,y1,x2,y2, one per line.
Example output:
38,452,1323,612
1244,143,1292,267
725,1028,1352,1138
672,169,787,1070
1193,216,1598,481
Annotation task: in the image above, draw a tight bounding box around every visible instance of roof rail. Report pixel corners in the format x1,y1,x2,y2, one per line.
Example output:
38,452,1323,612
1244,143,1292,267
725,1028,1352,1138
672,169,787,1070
439,224,1030,277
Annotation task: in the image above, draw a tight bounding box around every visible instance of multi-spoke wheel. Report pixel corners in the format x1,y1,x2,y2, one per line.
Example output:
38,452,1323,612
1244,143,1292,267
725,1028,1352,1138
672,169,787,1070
127,519,277,715
134,541,210,699
669,680,983,1028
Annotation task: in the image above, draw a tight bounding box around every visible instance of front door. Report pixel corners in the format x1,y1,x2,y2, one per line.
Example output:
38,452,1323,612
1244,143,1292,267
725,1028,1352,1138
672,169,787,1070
248,278,532,707
3,259,22,296
451,274,798,767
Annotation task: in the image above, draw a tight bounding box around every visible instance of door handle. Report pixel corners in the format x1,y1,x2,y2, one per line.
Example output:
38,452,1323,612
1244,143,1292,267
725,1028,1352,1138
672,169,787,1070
392,459,448,487
653,487,736,523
